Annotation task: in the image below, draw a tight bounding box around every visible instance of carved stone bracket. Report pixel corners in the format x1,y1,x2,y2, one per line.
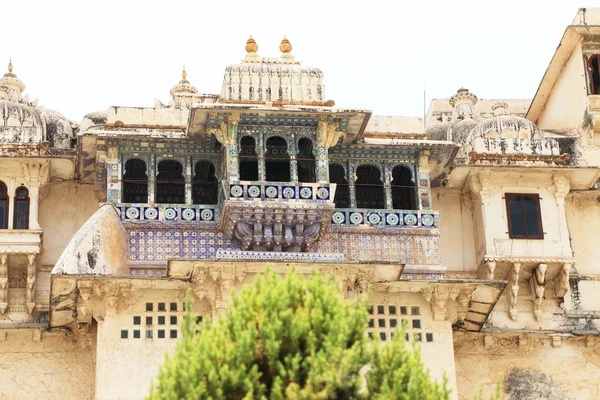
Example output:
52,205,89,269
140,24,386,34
477,261,496,280
221,201,334,252
317,119,343,148
554,263,572,298
531,264,547,321
507,262,521,320
421,286,459,321
93,281,132,318
456,288,475,324
192,264,248,316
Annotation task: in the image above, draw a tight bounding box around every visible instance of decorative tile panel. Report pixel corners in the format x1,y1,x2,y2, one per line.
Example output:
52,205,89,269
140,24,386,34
330,209,439,229
223,181,334,202
215,250,344,262
118,204,219,224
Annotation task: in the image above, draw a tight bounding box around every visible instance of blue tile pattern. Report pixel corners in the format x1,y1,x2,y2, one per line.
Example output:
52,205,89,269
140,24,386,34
330,209,440,228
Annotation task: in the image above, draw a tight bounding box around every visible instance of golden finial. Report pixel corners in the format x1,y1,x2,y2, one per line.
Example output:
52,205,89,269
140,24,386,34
245,35,258,53
280,36,292,54
182,65,187,80
8,57,13,73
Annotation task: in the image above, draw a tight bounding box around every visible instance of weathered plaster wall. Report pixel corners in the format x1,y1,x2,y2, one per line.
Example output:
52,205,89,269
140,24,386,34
95,289,210,400
0,328,95,400
39,181,97,266
454,332,600,400
537,42,587,132
432,188,477,272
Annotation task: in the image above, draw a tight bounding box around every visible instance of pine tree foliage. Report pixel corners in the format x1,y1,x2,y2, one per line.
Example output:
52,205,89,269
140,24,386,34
148,267,450,400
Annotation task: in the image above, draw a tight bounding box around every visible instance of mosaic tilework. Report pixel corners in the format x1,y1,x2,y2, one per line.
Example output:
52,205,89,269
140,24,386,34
127,228,441,267
119,204,220,224
215,250,344,262
226,181,332,202
330,209,439,228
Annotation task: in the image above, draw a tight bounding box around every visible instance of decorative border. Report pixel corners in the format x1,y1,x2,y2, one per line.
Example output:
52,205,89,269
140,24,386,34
118,204,219,223
215,249,345,262
330,209,439,228
226,181,331,202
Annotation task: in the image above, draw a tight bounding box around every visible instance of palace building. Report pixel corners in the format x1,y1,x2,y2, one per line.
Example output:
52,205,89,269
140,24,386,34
2,9,600,399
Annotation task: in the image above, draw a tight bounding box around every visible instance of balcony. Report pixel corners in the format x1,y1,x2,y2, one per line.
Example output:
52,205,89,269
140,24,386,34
0,229,43,255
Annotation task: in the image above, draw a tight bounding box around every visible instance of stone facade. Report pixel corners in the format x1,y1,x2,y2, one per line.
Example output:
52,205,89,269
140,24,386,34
2,13,600,399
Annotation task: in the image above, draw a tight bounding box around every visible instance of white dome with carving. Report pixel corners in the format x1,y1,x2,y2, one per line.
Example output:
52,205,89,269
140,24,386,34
219,36,330,106
170,67,199,107
0,61,76,149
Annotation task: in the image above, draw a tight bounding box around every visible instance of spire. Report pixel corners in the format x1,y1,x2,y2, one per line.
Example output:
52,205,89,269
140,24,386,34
8,57,13,74
182,65,187,81
280,36,292,54
245,35,258,53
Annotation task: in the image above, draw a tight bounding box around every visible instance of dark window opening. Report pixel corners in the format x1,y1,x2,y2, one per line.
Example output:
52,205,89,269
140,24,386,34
192,161,218,204
0,181,7,229
355,165,384,209
297,138,316,183
239,136,259,181
391,165,416,210
265,136,290,182
155,160,185,204
505,193,544,239
14,187,29,230
328,164,350,208
589,55,600,95
122,159,148,203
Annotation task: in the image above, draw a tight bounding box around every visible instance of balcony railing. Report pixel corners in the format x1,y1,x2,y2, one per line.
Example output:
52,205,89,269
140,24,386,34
330,208,439,228
223,181,336,202
117,204,220,223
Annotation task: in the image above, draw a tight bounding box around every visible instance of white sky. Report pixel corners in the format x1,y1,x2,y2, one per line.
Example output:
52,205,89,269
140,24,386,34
3,0,599,122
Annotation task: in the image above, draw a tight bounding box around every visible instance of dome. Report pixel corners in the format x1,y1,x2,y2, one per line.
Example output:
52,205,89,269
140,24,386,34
425,122,449,141
170,67,199,107
0,61,76,149
219,36,329,106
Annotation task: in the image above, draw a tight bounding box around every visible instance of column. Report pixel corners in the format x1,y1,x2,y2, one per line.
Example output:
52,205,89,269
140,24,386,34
552,175,571,257
348,162,357,208
258,130,266,181
226,115,240,182
7,182,14,229
26,253,36,314
316,144,329,183
185,157,193,204
290,133,298,183
106,147,119,203
383,163,392,209
417,150,432,210
28,185,41,230
0,254,7,314
148,154,155,203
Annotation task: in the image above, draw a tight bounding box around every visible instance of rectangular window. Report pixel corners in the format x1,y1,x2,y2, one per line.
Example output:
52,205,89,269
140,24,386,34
505,193,543,239
121,330,128,339
146,303,153,312
158,303,166,311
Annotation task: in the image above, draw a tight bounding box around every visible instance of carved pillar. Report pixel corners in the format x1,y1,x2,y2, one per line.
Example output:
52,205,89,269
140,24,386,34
148,154,155,203
507,262,521,320
531,264,547,321
290,133,298,183
316,145,329,183
348,162,357,208
417,151,431,210
555,262,572,298
227,116,241,181
106,146,119,203
21,162,48,229
551,175,571,257
26,254,36,314
0,254,7,313
28,185,41,230
257,130,265,181
471,172,495,256
383,163,392,209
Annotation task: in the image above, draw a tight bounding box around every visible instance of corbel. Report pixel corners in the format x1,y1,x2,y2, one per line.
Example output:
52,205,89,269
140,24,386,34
477,261,496,280
456,288,475,324
554,263,572,298
0,254,7,314
421,286,455,321
507,262,521,320
531,264,547,321
26,254,37,314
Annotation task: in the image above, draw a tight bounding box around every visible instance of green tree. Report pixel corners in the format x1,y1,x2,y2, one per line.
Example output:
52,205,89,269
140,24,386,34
149,267,450,400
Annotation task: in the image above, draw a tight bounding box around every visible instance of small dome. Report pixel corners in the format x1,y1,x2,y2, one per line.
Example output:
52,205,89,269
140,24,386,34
170,67,198,107
425,122,449,141
219,37,328,105
471,114,538,140
452,119,479,145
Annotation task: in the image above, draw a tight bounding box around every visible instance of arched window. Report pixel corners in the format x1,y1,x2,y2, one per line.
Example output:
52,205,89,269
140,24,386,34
355,165,384,209
587,55,600,95
0,182,8,229
122,159,148,203
155,160,185,204
391,165,416,210
239,136,259,181
14,187,29,230
265,136,290,182
297,138,316,183
328,164,350,208
192,161,218,204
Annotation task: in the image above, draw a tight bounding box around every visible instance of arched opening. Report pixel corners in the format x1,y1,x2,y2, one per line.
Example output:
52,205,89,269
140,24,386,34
122,159,148,203
14,187,29,230
192,161,218,204
265,136,290,182
588,55,600,95
0,181,7,229
328,164,350,208
355,165,384,209
155,160,185,204
239,136,259,181
391,165,416,210
297,138,316,183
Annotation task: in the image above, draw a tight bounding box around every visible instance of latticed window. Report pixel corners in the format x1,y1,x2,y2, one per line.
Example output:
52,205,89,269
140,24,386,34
505,193,543,239
265,136,290,182
355,165,384,209
0,181,8,229
155,160,185,204
122,159,148,203
192,161,218,204
14,186,29,230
